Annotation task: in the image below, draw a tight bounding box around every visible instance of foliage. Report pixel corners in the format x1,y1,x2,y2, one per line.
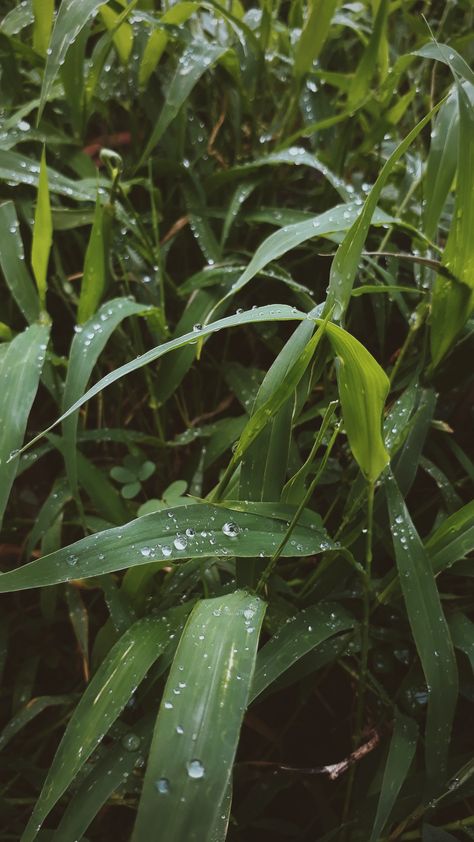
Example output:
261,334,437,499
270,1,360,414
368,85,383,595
0,1,473,840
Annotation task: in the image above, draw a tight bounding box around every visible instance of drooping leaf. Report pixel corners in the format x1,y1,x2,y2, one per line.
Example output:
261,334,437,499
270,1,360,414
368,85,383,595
0,201,40,324
132,591,266,842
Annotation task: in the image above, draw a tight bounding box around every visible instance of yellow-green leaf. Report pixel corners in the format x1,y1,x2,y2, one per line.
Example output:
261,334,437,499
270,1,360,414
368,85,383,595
32,0,54,57
31,148,52,311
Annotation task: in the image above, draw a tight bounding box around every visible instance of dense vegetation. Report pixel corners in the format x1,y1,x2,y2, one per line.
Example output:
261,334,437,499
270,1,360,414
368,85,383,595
0,1,473,839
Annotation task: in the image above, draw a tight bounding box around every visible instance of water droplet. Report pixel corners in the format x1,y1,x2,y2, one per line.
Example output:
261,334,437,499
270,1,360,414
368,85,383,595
193,323,203,332
162,546,172,558
121,733,141,751
222,521,240,538
67,554,78,567
173,535,187,551
155,777,170,794
140,546,153,557
187,759,205,779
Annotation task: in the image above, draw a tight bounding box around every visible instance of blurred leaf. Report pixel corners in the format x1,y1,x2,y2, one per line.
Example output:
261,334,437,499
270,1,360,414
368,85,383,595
347,0,389,109
0,695,71,751
414,42,474,86
31,148,52,310
139,2,199,88
294,0,339,79
140,41,227,163
385,473,458,791
424,89,459,240
448,612,474,672
77,198,113,324
0,323,50,530
99,5,133,64
422,825,458,842
132,591,265,842
426,500,474,575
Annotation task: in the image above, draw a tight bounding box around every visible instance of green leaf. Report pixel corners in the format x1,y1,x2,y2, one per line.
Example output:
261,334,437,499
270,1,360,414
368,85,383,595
20,615,182,842
347,0,389,109
324,100,443,321
77,197,113,324
0,149,104,201
54,716,154,842
385,473,458,792
99,5,133,64
207,203,393,319
138,2,199,88
424,89,459,240
0,201,40,324
294,0,339,79
369,711,418,842
132,591,266,842
448,612,474,672
250,603,354,702
62,298,152,496
414,42,474,87
0,323,50,531
0,502,333,592
426,500,474,575
32,0,54,57
327,323,389,482
431,83,474,367
31,148,52,310
422,825,458,842
0,695,71,751
38,0,113,122
16,305,308,451
139,41,228,164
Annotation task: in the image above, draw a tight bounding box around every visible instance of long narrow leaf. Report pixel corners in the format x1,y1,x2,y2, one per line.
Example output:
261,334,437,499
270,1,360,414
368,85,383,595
132,591,266,842
369,711,418,841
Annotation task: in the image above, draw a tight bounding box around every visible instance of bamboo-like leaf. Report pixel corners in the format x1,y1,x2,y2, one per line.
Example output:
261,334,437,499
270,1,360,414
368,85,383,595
424,89,459,240
369,711,418,842
431,83,474,367
325,101,442,321
426,500,474,575
20,615,184,842
31,148,52,310
250,603,354,702
327,324,389,481
132,591,266,842
54,716,154,842
38,0,113,122
0,323,50,530
32,0,54,57
62,298,153,494
294,0,339,79
0,503,334,592
0,201,40,324
385,473,458,791
77,197,113,324
140,41,228,163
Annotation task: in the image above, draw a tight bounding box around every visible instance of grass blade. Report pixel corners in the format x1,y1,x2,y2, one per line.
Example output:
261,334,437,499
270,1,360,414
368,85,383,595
21,614,184,842
0,201,40,324
423,89,459,240
132,591,266,842
0,323,50,530
139,2,199,88
250,603,354,702
385,472,458,792
139,41,227,163
32,0,54,58
0,502,333,592
38,0,111,122
294,0,339,79
426,500,474,575
325,101,443,321
62,298,153,494
369,710,418,841
77,197,114,324
31,148,52,311
347,0,389,109
327,324,389,481
430,83,474,367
